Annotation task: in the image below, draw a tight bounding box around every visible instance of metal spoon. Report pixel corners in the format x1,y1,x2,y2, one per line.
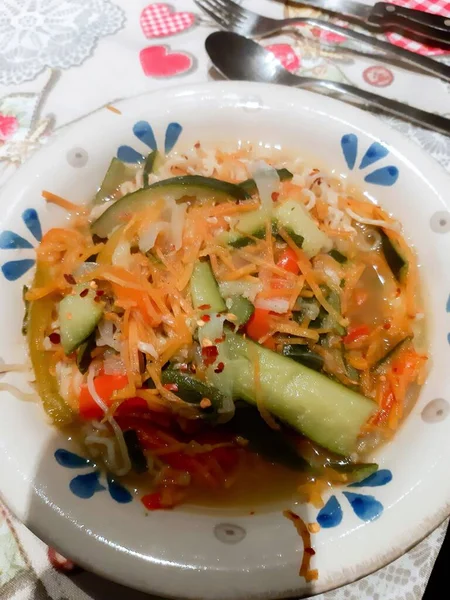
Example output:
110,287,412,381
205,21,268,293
205,31,450,137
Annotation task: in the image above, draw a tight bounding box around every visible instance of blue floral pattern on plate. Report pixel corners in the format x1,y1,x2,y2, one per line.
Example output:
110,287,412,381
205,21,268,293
54,448,132,504
341,134,399,186
117,121,183,163
0,208,41,281
317,468,393,528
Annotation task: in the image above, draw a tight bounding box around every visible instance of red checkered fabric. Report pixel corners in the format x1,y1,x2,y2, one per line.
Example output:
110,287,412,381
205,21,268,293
140,3,195,39
385,0,450,55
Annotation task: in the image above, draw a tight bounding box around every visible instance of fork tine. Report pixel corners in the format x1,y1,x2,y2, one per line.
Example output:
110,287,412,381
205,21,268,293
213,0,247,19
196,0,235,24
194,0,231,29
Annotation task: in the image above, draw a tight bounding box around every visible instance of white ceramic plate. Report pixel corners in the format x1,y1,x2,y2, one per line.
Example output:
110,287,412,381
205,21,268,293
0,82,450,600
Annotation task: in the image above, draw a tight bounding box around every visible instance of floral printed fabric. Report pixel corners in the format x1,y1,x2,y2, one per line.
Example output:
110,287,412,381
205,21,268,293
0,0,449,599
0,0,125,85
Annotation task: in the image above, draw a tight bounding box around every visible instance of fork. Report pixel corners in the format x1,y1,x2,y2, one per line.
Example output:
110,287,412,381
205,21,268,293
194,0,450,83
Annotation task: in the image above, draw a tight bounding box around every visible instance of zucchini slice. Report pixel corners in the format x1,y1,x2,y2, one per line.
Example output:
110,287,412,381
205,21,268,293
91,176,251,238
93,158,139,205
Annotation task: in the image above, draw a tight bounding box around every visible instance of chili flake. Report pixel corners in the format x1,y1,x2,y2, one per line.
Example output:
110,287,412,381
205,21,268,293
214,362,225,373
63,274,76,285
79,289,89,298
49,332,61,344
202,345,219,366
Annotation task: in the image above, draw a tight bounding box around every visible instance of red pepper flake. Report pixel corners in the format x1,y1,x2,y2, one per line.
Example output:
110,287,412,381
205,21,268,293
79,288,89,298
383,322,391,330
201,314,211,323
214,336,225,344
396,288,401,297
194,142,201,149
271,192,279,202
190,364,197,374
202,345,219,366
94,296,102,303
198,304,211,310
163,383,178,392
49,332,61,344
96,289,104,297
63,273,76,285
214,362,225,374
304,547,316,556
250,511,255,516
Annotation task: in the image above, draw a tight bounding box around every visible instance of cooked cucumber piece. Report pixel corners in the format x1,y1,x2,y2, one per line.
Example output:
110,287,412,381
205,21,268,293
123,430,148,474
91,176,251,238
76,332,96,375
324,289,346,336
274,199,330,258
93,158,139,205
22,285,30,336
143,150,163,187
327,460,378,483
281,346,324,372
161,368,224,418
225,332,376,456
380,229,407,282
190,261,226,312
239,168,293,195
329,249,347,264
59,285,103,355
231,404,309,471
372,336,412,373
227,295,254,327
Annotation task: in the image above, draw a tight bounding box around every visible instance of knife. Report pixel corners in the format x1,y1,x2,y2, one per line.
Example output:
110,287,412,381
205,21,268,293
296,0,450,44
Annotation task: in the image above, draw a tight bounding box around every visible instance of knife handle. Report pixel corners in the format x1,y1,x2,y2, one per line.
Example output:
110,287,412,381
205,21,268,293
369,3,450,45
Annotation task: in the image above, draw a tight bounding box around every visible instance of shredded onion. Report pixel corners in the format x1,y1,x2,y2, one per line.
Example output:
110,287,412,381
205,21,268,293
75,262,99,277
87,365,131,477
249,161,280,212
138,222,167,253
219,281,263,302
0,363,32,374
112,239,132,268
346,207,400,231
256,298,290,314
0,382,37,402
103,354,127,375
97,320,121,352
137,341,158,359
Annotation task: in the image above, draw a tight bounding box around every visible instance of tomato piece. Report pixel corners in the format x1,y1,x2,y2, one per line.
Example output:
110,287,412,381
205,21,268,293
245,308,271,341
276,247,300,275
78,374,128,420
141,492,163,510
342,325,370,345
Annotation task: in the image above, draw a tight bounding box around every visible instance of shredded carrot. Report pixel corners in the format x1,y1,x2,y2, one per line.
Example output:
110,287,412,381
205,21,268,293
106,104,121,114
42,190,82,213
283,510,318,582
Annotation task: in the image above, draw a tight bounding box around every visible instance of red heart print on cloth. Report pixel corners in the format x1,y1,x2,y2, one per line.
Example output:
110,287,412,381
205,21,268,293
385,0,450,56
140,3,196,38
0,114,18,141
140,45,193,77
265,44,301,73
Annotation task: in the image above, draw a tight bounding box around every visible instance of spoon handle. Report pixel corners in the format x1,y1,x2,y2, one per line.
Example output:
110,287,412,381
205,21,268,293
296,79,450,136
284,18,450,83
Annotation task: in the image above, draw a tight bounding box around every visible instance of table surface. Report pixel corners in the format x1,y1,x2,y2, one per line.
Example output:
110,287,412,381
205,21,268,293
0,1,449,599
